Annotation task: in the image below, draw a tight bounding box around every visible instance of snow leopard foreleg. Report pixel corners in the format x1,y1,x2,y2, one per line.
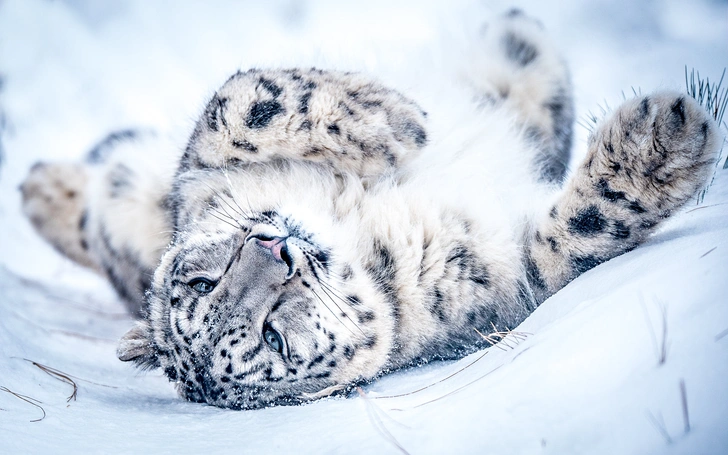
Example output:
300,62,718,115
525,92,723,303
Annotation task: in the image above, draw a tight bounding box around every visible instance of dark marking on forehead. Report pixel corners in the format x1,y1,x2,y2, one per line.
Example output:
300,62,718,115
222,239,246,276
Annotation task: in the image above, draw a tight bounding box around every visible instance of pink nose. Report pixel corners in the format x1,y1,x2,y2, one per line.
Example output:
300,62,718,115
255,237,287,263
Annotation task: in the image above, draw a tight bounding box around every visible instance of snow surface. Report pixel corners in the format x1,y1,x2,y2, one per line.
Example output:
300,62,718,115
1,0,727,453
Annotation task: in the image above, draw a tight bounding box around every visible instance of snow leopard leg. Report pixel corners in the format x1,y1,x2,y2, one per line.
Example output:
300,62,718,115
524,92,723,303
465,9,574,184
20,131,176,316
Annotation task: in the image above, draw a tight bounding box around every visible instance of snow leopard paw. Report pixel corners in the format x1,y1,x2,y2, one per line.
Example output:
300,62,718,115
20,162,97,271
584,91,722,217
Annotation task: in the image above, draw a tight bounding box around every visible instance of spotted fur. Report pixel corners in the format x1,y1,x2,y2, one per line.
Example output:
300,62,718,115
21,11,722,409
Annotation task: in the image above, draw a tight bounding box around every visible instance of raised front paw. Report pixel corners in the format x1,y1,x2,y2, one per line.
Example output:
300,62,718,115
586,91,723,214
182,69,429,181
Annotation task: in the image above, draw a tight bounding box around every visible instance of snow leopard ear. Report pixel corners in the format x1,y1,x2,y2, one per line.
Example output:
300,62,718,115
117,321,160,369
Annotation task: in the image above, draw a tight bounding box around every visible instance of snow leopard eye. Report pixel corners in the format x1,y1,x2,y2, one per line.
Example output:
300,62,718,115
263,324,284,354
188,277,216,294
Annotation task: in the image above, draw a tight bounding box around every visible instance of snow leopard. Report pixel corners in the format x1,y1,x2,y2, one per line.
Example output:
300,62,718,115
20,11,723,410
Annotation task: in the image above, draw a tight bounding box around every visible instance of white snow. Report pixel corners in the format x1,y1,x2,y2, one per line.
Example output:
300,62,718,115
1,0,727,453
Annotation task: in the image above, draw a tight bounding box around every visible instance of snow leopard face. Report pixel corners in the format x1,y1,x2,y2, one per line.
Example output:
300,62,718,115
119,202,393,409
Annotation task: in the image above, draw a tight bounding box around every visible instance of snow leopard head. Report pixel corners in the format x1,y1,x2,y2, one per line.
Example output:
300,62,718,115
117,192,395,409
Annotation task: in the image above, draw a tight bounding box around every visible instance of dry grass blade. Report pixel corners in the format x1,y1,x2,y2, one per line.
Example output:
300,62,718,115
10,357,118,390
0,386,46,422
402,364,503,410
25,360,78,402
685,202,728,213
679,380,690,434
686,67,728,126
357,387,410,455
373,350,489,400
640,297,669,366
48,329,118,343
685,67,728,196
375,326,527,401
646,411,672,445
475,323,530,351
715,327,728,341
